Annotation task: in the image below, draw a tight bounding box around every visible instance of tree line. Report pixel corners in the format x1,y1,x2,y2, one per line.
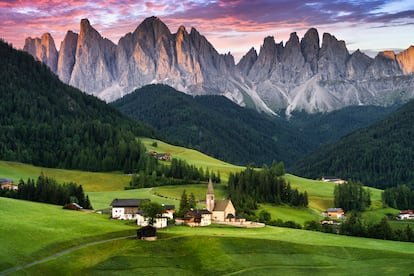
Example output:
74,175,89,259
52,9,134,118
334,180,371,212
0,173,92,209
305,213,414,243
382,185,414,210
127,157,221,189
227,162,308,216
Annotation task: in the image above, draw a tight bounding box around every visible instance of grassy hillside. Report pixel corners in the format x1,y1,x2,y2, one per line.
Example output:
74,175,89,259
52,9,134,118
2,198,413,275
141,137,244,181
0,197,135,271
0,160,130,192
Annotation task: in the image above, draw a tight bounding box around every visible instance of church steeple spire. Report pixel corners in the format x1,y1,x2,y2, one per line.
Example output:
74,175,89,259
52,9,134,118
206,178,215,212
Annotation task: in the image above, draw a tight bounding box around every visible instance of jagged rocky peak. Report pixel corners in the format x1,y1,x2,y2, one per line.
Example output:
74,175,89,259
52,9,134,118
57,31,78,83
346,49,372,80
134,16,172,41
397,46,414,74
237,47,258,76
283,32,303,62
23,32,58,73
300,28,320,73
318,32,349,79
69,18,117,95
365,50,402,78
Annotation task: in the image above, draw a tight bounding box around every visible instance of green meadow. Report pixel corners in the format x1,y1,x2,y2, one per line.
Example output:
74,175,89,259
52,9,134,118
0,137,412,275
2,198,413,275
0,161,130,192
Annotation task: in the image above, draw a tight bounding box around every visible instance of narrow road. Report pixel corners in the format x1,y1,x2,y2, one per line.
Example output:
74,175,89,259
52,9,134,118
0,235,135,275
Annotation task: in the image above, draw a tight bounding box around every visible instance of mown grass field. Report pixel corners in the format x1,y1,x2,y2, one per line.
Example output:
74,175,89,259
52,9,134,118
0,161,130,192
6,214,414,275
0,197,135,272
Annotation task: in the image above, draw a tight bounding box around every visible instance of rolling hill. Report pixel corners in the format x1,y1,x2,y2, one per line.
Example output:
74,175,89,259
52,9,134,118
1,197,413,275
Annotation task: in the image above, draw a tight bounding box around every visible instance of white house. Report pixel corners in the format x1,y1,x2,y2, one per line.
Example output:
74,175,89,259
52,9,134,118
110,198,148,220
137,213,168,228
397,210,414,220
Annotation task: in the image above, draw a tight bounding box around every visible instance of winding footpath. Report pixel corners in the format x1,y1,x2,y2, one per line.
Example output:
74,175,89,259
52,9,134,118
0,235,135,275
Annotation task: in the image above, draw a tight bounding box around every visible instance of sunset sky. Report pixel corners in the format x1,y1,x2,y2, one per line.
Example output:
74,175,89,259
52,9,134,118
1,0,414,61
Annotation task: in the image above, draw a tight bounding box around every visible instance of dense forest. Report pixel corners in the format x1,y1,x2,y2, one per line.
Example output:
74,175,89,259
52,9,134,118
227,162,308,216
292,98,414,189
382,185,414,210
0,40,155,173
127,157,221,188
334,181,371,212
0,174,92,209
112,84,393,167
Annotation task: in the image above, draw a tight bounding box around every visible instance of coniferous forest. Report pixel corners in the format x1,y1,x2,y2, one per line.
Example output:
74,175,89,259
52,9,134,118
228,162,308,216
0,173,92,209
293,98,414,189
0,40,155,173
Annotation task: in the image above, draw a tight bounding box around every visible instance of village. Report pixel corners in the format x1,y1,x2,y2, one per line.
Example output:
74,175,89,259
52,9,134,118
110,179,265,237
2,176,414,237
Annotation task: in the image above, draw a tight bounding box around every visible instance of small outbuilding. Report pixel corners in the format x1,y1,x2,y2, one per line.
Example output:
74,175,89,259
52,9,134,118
137,225,157,241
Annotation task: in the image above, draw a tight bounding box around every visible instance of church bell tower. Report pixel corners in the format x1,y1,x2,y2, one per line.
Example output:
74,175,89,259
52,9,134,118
206,179,215,212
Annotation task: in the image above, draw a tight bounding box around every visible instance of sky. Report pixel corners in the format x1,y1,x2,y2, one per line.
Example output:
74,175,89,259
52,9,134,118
1,0,414,61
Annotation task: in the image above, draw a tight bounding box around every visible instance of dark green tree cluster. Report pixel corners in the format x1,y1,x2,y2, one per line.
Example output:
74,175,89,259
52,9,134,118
340,214,414,242
305,213,414,243
140,201,165,225
228,162,308,215
333,181,371,212
0,40,155,173
382,185,414,210
0,173,92,209
128,157,220,188
293,94,414,189
177,190,197,217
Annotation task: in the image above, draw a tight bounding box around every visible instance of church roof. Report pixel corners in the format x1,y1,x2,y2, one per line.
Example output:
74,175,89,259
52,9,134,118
207,179,214,194
214,200,231,211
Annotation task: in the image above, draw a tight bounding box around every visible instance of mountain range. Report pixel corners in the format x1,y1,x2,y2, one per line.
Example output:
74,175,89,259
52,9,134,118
112,84,395,167
23,16,414,114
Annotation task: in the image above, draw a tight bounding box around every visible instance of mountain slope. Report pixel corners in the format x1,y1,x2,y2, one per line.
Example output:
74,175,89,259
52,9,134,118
0,39,154,172
292,99,414,188
112,84,308,166
112,84,395,167
23,17,414,114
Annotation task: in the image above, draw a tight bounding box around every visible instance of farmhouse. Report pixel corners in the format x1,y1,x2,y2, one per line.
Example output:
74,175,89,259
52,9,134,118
323,208,345,219
206,179,236,222
397,210,414,220
183,209,212,227
0,178,18,190
320,176,347,184
110,198,148,220
136,211,168,228
162,204,175,219
147,151,171,161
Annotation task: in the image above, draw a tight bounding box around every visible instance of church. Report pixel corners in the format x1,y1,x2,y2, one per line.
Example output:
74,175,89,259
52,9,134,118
206,179,236,222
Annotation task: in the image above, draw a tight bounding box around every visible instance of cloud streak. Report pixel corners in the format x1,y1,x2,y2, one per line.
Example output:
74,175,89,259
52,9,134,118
1,0,413,60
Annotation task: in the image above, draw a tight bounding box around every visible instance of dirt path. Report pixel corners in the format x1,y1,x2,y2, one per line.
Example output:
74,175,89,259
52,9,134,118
0,235,135,275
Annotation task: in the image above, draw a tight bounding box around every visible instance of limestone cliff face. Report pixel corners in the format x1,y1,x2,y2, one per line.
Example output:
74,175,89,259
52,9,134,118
397,46,414,74
23,17,414,114
23,33,58,73
57,31,78,83
69,19,117,95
